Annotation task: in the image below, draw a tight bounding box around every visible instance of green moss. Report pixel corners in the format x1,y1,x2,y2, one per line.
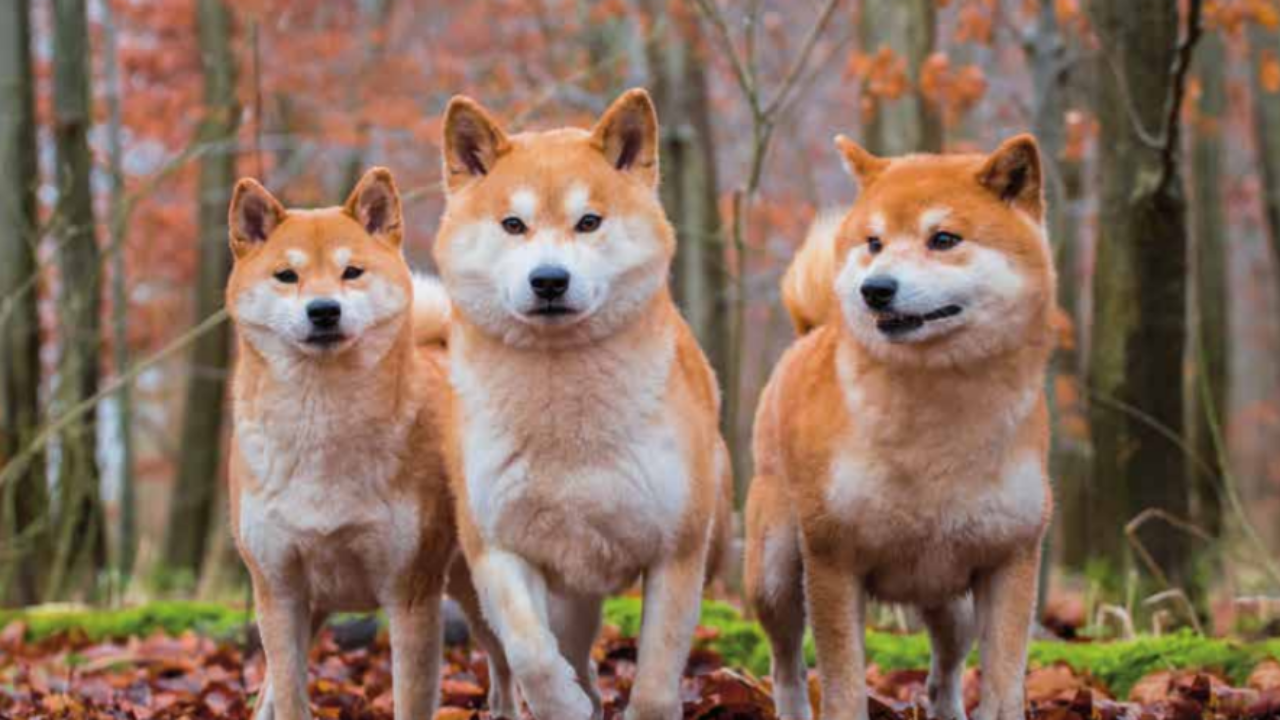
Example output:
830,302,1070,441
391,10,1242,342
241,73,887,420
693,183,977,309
4,599,1276,699
0,601,250,643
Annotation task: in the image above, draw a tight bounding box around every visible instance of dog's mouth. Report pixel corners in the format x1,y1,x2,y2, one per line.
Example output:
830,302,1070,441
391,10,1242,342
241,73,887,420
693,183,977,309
875,304,963,336
304,330,349,348
525,303,580,320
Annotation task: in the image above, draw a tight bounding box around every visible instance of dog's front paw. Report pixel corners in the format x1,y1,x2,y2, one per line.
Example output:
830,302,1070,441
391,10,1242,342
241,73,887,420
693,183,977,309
515,653,593,720
622,694,682,720
772,677,813,720
926,674,966,720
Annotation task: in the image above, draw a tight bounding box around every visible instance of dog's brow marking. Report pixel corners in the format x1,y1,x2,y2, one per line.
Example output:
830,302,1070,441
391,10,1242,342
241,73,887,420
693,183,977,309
919,206,952,233
564,183,590,218
334,247,351,267
286,249,309,267
511,188,538,218
869,213,887,237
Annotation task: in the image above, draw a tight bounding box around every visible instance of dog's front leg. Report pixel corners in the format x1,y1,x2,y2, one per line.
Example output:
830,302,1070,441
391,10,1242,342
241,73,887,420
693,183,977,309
624,548,707,720
972,546,1040,720
388,593,443,720
804,550,868,720
255,587,312,720
472,549,594,720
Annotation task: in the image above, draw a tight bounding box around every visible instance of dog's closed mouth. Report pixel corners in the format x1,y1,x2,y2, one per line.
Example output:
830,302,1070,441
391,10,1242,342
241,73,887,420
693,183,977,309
528,305,578,317
875,305,963,335
305,331,348,346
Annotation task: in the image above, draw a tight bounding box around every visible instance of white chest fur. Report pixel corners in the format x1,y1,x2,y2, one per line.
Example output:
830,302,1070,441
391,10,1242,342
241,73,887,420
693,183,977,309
821,347,1048,603
452,329,690,595
235,384,423,611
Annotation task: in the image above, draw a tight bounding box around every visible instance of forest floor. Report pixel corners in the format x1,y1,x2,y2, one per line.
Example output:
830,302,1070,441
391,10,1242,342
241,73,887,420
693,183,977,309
2,601,1280,719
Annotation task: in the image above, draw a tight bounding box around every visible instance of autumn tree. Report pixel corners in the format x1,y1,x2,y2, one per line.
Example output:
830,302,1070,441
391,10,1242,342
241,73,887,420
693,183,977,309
1190,25,1227,539
48,0,106,600
0,0,48,606
860,0,942,154
1251,14,1280,306
166,0,239,579
644,0,731,427
1086,0,1202,590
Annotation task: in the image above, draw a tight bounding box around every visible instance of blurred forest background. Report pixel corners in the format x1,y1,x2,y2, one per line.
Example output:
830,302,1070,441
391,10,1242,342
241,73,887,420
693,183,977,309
0,0,1277,637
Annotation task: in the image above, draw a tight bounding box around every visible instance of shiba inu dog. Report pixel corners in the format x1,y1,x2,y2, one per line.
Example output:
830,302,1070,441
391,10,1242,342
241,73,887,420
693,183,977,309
744,136,1056,720
434,89,733,720
225,168,511,720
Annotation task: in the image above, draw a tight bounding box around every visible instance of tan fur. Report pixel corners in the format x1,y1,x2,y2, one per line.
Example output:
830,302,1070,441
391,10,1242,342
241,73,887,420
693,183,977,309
225,169,511,720
435,89,730,720
780,211,845,334
745,136,1056,720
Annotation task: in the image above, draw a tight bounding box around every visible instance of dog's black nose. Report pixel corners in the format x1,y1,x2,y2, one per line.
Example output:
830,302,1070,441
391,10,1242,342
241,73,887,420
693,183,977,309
860,276,898,310
306,298,342,329
529,265,571,301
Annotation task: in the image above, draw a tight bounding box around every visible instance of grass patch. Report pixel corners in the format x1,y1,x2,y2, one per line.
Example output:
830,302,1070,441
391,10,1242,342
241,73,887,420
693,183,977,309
4,599,1276,698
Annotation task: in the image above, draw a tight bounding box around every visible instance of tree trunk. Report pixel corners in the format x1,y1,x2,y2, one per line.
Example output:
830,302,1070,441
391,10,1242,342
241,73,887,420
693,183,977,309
1087,0,1195,590
644,1,734,489
47,0,106,601
101,0,137,590
860,0,942,154
1250,21,1280,305
165,0,239,579
0,0,49,606
1189,29,1226,540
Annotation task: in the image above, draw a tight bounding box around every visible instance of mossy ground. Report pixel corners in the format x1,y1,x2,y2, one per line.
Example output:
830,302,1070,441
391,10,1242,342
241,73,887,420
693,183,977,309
4,599,1277,698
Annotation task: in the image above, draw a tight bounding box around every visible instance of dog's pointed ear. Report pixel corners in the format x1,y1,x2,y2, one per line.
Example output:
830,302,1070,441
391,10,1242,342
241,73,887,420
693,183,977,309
345,167,404,246
443,96,510,193
229,178,287,258
835,135,889,190
978,134,1043,217
591,88,659,187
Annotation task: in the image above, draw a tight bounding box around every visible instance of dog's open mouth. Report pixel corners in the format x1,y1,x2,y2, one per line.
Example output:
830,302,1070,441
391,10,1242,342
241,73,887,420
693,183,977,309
875,305,963,335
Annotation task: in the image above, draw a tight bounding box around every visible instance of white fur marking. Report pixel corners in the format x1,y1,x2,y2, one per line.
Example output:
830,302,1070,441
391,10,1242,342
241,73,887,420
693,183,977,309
286,249,308,268
334,247,351,267
564,183,590,219
511,188,538,218
918,206,952,234
869,213,887,237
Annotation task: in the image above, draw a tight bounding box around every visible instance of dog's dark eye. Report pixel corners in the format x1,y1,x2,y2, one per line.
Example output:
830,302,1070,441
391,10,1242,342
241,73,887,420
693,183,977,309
274,269,299,284
342,266,364,281
928,231,963,251
867,237,883,254
574,213,603,233
501,217,528,235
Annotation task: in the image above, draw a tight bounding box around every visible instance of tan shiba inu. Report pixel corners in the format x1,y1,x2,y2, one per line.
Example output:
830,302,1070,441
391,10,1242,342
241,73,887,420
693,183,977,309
433,89,733,720
225,168,509,720
744,136,1056,720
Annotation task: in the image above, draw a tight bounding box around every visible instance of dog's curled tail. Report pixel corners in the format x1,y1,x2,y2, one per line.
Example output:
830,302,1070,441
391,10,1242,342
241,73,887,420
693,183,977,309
411,273,451,346
781,211,845,335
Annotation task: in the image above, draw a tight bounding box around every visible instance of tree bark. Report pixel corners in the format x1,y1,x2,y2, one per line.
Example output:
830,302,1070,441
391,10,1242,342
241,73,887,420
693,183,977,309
0,0,49,606
860,0,942,154
1087,0,1196,589
1250,21,1280,305
47,0,106,600
101,0,137,589
644,1,732,471
165,0,239,579
1189,29,1226,540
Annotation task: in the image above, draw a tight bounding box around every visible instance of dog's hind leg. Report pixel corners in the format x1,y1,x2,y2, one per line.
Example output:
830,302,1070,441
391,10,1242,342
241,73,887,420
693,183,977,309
745,478,810,720
447,556,519,719
550,593,605,720
920,596,976,720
